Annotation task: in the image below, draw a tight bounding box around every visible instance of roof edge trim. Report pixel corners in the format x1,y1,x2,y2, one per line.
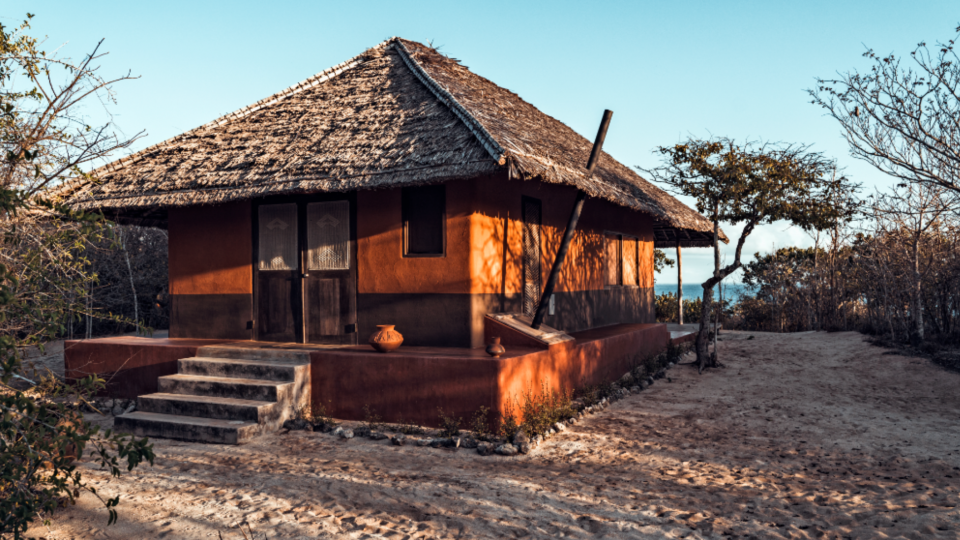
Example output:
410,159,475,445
391,40,507,166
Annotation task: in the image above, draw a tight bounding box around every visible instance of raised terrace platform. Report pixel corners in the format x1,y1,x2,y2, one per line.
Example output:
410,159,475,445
66,321,681,442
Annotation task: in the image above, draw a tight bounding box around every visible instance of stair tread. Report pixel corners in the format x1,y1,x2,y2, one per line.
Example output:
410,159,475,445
140,393,276,407
117,411,259,428
184,356,309,367
159,373,291,387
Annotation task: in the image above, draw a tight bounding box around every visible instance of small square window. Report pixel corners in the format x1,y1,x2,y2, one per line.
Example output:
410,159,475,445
402,185,445,257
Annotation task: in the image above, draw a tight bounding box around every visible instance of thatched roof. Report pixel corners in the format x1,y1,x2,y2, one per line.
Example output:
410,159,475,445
56,37,724,246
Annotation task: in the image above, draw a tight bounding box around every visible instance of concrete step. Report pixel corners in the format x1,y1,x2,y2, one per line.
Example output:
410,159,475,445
197,345,311,364
137,392,281,423
179,357,306,382
157,374,292,402
115,411,263,444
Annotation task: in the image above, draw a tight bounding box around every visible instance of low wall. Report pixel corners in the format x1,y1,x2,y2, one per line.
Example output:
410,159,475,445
310,346,521,427
65,323,671,427
64,337,234,399
310,323,669,428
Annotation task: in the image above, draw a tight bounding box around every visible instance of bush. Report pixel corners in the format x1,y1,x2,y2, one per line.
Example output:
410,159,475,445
470,406,492,439
655,292,703,323
517,383,575,438
308,400,339,429
497,402,521,440
361,405,385,432
436,408,462,438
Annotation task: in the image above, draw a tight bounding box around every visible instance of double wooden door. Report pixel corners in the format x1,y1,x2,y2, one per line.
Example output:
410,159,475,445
254,196,357,344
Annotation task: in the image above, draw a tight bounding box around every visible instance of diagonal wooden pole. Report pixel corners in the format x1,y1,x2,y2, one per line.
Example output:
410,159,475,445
531,109,613,330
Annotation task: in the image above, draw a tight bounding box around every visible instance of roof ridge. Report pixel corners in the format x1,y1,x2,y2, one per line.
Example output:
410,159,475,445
87,37,398,180
391,40,506,166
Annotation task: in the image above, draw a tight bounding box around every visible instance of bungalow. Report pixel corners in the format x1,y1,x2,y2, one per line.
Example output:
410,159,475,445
60,38,721,443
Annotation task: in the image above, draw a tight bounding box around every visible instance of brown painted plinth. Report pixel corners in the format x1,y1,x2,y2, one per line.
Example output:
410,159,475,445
312,322,669,428
64,337,236,399
66,323,670,429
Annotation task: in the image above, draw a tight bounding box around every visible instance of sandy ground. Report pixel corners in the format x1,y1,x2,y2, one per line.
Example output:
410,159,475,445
25,331,960,539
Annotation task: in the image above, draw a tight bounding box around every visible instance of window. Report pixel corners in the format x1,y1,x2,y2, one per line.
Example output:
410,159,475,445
402,185,445,256
605,234,621,286
622,236,639,286
605,233,640,287
258,203,298,271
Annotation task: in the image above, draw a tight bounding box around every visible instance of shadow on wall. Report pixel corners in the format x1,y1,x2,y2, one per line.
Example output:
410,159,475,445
471,196,654,333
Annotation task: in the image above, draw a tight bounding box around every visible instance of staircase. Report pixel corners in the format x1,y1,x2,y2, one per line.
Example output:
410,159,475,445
115,346,310,444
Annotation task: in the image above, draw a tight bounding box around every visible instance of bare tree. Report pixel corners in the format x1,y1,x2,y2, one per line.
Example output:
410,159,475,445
1,16,153,536
810,26,960,195
870,183,958,343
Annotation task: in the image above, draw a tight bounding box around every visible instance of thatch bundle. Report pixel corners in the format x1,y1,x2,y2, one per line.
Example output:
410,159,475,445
56,38,723,245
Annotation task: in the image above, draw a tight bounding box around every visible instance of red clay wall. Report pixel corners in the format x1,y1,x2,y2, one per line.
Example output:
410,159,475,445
467,174,656,344
168,202,253,339
355,179,476,346
64,337,234,399
310,347,507,427
354,174,656,347
162,176,655,346
468,173,655,296
309,323,668,428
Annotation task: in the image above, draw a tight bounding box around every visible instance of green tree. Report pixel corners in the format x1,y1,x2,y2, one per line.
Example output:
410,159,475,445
653,248,675,274
642,138,858,371
1,15,153,538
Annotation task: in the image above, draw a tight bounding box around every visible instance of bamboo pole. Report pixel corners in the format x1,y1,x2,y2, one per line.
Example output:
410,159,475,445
531,109,613,330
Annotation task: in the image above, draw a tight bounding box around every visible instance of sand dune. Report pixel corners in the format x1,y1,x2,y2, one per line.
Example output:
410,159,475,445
27,331,960,539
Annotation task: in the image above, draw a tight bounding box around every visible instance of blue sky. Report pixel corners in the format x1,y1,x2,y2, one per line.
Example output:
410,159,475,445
5,1,957,283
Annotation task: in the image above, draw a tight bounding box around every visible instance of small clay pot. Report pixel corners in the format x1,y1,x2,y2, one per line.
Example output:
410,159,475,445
369,325,403,353
485,337,506,358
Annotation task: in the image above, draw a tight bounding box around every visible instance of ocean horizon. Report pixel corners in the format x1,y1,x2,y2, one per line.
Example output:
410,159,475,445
654,283,755,302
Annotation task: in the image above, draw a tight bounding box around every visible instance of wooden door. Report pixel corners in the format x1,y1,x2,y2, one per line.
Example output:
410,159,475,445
521,197,542,316
254,197,357,344
303,200,357,344
256,203,301,342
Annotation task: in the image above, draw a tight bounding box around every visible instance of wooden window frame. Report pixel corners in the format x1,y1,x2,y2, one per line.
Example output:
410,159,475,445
622,235,640,288
402,185,446,258
604,231,640,288
604,232,622,288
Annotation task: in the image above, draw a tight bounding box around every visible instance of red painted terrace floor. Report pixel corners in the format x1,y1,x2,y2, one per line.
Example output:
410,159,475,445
66,323,692,427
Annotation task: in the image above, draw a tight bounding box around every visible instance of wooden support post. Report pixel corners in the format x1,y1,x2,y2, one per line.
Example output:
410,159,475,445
531,109,613,330
677,238,683,325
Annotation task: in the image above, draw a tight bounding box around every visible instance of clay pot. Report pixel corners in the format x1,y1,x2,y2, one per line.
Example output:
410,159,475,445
485,337,506,358
369,325,403,353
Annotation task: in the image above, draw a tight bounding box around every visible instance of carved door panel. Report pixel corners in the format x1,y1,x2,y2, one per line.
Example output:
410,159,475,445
256,203,300,342
303,200,357,344
254,197,357,344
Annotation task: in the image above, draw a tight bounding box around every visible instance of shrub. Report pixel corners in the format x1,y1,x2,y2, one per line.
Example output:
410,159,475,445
497,402,521,440
470,406,492,439
361,405,385,432
436,407,462,438
310,400,339,428
517,383,575,437
655,292,704,323
575,379,617,408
